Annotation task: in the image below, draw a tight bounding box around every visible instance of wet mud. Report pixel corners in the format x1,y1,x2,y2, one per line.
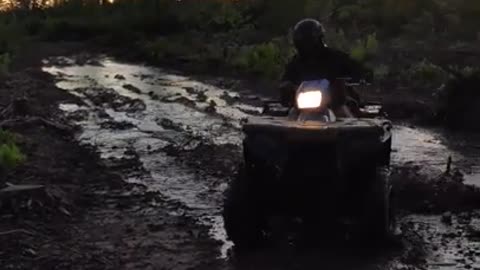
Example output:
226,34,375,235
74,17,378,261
0,67,221,270
40,55,480,269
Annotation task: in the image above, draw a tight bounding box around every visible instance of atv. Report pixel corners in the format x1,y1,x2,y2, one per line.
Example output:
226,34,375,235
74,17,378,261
223,78,394,250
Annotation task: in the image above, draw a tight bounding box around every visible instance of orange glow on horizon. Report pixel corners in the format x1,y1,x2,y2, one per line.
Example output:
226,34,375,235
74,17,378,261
0,0,117,11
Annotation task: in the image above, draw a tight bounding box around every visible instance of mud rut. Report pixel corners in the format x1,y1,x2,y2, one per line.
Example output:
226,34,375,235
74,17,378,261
43,55,480,270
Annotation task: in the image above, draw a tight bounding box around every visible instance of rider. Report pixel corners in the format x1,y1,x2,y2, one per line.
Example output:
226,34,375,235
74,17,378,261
279,19,373,116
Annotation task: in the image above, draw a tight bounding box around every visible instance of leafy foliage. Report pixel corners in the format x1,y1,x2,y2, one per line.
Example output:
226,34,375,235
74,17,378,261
373,64,390,81
0,129,16,145
229,40,294,79
436,70,480,130
408,60,446,86
0,52,10,75
349,33,378,62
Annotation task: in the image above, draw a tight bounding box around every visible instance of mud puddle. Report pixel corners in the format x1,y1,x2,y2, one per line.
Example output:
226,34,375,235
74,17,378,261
404,213,480,270
393,126,480,185
43,55,480,269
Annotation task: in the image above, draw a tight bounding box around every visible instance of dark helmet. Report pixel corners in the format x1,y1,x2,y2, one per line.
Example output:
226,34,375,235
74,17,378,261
293,19,326,54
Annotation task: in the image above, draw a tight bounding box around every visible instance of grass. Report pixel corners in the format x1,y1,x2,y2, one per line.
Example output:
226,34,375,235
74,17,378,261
0,143,24,171
0,129,24,173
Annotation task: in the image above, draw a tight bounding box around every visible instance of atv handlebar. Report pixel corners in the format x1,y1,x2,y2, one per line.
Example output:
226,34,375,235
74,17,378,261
336,77,371,87
262,100,290,116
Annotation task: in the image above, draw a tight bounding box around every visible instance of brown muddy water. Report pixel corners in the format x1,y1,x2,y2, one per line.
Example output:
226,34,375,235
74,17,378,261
42,56,480,270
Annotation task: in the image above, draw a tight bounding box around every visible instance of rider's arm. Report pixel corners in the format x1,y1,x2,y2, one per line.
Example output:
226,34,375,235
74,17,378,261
334,51,372,106
335,51,374,83
279,57,300,107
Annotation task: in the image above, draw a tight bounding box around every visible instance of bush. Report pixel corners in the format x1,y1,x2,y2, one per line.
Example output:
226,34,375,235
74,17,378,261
436,71,480,130
408,60,446,85
374,64,390,80
349,33,378,62
41,17,105,41
350,40,368,62
0,20,25,55
326,29,349,51
0,143,24,171
0,129,16,145
229,40,294,79
366,33,379,54
460,66,480,77
0,53,11,75
24,16,45,36
143,35,198,61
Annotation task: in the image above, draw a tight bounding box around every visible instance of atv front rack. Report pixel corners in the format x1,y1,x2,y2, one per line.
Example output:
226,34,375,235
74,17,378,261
262,100,387,118
243,116,392,144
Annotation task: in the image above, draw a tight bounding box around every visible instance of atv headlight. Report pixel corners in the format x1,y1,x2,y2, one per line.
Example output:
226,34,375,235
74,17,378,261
297,91,322,109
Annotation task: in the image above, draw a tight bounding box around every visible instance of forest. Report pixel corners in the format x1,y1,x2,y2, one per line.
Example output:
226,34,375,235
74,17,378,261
0,0,479,81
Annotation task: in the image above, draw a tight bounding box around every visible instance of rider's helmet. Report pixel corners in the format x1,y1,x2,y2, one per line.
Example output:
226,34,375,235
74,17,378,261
293,19,326,56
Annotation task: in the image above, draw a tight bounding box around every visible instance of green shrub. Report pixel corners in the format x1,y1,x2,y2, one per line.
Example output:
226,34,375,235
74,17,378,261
0,129,16,145
337,4,362,22
460,66,480,77
24,16,45,36
303,0,336,19
230,40,293,79
408,60,446,85
0,53,10,75
143,36,194,60
0,143,24,171
326,29,349,51
374,64,390,80
41,17,105,41
208,2,247,31
365,33,379,54
350,40,368,62
349,33,378,62
0,20,24,55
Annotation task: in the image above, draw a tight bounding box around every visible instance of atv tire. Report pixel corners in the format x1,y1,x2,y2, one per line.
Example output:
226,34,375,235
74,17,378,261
366,166,395,241
223,164,267,251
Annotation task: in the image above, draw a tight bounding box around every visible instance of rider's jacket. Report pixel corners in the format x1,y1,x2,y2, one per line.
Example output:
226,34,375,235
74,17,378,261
280,46,372,108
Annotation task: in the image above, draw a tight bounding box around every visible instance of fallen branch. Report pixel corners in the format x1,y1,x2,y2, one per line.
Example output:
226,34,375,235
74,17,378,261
446,156,452,174
0,229,35,236
0,103,13,119
0,184,44,194
0,97,30,120
0,117,72,134
179,136,201,150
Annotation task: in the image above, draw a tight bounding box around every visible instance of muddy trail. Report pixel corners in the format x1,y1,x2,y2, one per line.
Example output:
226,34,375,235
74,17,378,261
36,54,480,270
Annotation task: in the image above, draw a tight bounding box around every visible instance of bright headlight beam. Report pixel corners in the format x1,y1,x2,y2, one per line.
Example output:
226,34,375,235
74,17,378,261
297,91,322,109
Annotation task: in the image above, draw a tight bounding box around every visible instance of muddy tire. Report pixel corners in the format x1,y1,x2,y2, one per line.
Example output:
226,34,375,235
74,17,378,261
222,164,266,252
382,137,392,166
366,166,395,241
